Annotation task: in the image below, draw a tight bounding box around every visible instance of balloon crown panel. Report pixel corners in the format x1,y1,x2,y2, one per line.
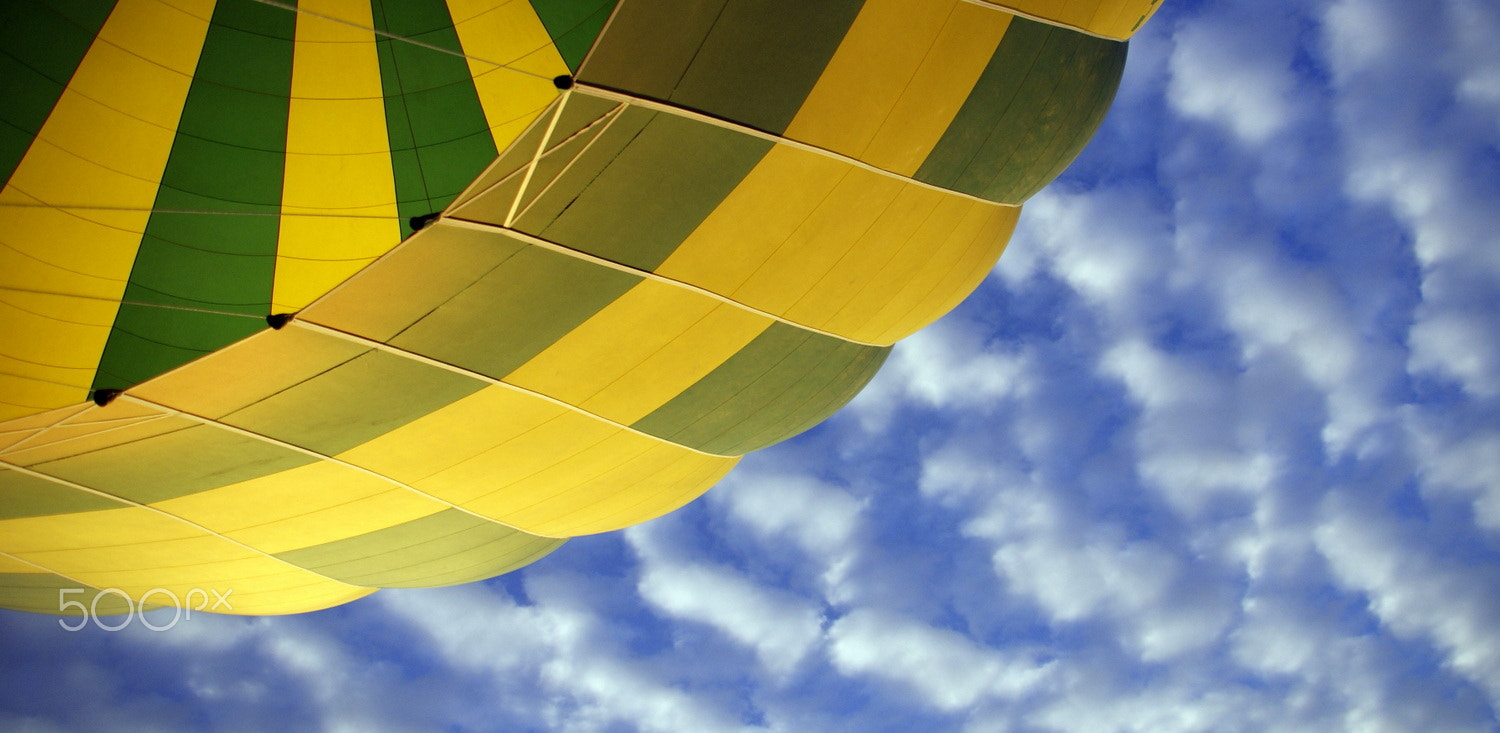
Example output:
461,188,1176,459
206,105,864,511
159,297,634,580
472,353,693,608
0,0,1162,615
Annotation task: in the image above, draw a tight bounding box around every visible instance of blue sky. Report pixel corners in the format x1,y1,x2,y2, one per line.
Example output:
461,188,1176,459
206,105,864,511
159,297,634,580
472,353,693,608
4,0,1500,730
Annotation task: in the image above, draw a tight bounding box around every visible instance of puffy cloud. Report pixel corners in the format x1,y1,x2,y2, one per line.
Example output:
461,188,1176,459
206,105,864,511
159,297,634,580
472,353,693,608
381,580,763,733
1316,497,1500,706
711,469,862,557
1166,3,1303,145
973,483,1234,662
633,552,824,678
1001,185,1174,324
708,469,865,600
826,609,1052,712
1100,337,1279,515
1208,253,1391,452
1323,0,1500,398
850,318,1030,427
1408,307,1500,398
1406,421,1500,530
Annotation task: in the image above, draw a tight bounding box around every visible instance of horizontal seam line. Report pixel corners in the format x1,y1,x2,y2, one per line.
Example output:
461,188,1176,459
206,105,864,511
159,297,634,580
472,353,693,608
570,83,1021,209
0,453,371,593
118,393,565,539
441,218,888,349
285,319,737,461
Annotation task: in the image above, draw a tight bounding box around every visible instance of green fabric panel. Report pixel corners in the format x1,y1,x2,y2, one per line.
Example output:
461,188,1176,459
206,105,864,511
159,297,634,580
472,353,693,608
504,104,653,230
573,0,725,103
32,424,316,504
447,174,526,229
519,110,771,271
632,323,889,455
274,509,565,587
734,336,890,450
446,93,616,211
915,18,1127,204
995,35,1128,201
392,241,639,379
667,0,865,133
0,467,124,520
576,0,861,133
92,0,297,393
526,0,618,72
0,0,116,188
550,93,624,141
0,573,149,616
455,105,615,225
91,306,267,392
301,221,527,341
371,0,498,238
223,350,487,456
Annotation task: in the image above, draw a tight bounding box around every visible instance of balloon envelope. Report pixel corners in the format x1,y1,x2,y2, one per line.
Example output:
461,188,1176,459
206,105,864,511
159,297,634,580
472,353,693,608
0,0,1160,615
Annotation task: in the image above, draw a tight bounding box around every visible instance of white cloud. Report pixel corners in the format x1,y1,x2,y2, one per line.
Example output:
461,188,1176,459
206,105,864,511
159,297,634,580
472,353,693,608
381,583,761,733
925,451,1233,662
826,608,1052,712
1208,253,1388,452
1167,5,1300,145
1408,307,1500,397
634,557,824,678
1323,0,1500,398
1100,337,1280,515
1230,595,1326,679
1031,680,1262,733
1003,186,1174,323
851,319,1029,425
709,470,865,600
1407,421,1500,529
1450,0,1500,121
1315,498,1500,707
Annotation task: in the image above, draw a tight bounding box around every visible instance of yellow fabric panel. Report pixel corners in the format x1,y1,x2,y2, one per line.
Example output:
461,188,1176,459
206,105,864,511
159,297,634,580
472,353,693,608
337,384,737,536
0,412,172,465
785,0,1009,176
722,167,909,321
0,428,33,455
863,198,1018,343
298,224,502,341
338,385,558,485
776,183,957,333
0,403,91,438
186,578,374,616
414,408,622,514
448,0,569,156
0,403,117,456
132,327,364,418
484,441,738,537
657,145,1018,345
413,407,737,537
274,0,400,312
2,414,194,467
504,280,772,424
0,506,371,614
153,461,447,554
0,293,113,422
657,146,848,300
983,0,1161,39
0,0,213,419
0,554,43,574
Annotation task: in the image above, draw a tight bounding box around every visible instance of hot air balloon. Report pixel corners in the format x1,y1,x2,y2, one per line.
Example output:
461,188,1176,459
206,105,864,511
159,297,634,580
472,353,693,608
0,0,1161,616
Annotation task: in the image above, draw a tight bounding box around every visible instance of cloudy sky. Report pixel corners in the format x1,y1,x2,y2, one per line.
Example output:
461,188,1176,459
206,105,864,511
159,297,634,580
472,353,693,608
4,0,1500,730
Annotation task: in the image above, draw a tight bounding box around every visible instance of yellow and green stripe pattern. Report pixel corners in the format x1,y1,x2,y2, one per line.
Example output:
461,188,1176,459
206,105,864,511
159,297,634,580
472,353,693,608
1,0,1159,615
